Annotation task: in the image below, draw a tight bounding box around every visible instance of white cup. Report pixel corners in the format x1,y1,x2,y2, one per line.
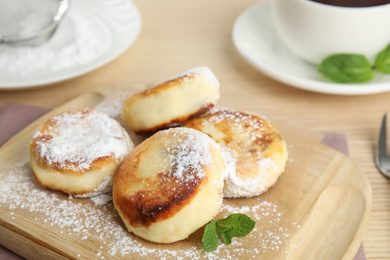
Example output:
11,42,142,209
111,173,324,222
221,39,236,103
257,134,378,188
269,0,390,64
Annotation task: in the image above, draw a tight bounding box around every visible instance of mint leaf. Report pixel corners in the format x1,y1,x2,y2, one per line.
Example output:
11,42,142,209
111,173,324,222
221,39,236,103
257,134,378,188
318,54,374,83
220,227,233,244
202,214,255,251
202,220,219,251
375,44,390,74
216,213,256,238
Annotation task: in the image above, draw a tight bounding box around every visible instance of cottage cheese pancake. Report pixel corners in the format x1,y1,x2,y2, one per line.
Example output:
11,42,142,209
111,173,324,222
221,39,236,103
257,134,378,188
183,109,288,198
121,66,220,134
113,127,225,243
29,109,133,197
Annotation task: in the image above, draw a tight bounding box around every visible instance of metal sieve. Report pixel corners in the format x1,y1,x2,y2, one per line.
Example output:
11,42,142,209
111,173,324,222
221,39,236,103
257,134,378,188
0,0,70,46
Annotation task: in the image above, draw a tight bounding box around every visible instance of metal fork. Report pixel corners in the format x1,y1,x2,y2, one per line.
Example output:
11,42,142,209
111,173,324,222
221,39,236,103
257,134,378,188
376,114,390,178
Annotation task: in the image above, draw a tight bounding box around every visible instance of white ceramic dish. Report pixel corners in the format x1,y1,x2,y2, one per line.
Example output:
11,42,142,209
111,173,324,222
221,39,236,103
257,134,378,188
232,2,390,95
0,0,141,90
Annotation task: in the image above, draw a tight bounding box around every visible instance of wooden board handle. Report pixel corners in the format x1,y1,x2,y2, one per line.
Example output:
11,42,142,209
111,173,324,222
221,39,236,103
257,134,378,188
288,186,366,260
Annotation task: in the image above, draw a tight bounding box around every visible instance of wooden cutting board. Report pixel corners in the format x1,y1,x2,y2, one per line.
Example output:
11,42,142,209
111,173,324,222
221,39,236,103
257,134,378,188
0,89,371,260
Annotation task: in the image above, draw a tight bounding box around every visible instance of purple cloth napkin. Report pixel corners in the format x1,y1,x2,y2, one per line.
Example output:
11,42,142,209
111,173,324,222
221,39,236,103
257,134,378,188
0,103,50,147
0,103,366,259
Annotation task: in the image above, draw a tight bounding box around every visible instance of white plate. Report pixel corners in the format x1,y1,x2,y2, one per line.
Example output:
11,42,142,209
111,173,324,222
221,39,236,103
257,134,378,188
232,2,390,95
0,0,141,90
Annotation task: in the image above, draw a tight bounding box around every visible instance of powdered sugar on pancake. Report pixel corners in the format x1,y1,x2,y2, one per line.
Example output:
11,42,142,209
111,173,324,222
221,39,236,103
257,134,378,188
208,109,268,134
224,156,278,197
183,109,287,198
162,128,218,182
32,109,132,172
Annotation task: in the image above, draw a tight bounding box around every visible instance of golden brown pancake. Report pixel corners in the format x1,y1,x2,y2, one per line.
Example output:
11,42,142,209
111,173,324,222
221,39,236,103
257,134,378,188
29,109,133,197
182,109,288,198
113,127,225,243
121,66,220,134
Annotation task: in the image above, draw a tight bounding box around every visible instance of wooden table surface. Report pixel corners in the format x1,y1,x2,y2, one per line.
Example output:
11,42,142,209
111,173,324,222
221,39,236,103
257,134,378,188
0,0,389,259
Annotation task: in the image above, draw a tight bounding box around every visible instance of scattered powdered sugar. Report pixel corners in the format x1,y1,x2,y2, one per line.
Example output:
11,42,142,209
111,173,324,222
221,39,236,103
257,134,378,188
163,128,214,182
221,202,295,254
32,109,132,172
0,165,296,259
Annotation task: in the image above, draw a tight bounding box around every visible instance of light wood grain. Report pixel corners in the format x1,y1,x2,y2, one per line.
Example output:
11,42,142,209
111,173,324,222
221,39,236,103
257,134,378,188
0,0,388,258
290,187,365,259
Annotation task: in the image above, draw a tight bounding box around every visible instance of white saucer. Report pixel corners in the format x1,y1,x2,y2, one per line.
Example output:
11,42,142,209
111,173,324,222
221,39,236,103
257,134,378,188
0,0,141,90
232,2,390,95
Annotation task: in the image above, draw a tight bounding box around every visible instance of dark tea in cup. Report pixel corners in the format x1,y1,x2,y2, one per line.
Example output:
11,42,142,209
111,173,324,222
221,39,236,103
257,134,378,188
310,0,390,7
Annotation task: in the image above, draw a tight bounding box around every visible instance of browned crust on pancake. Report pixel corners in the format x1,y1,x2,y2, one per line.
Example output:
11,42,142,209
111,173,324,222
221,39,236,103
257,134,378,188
113,134,208,228
115,168,204,227
144,73,198,96
183,109,285,180
183,109,283,150
124,72,198,106
132,102,216,134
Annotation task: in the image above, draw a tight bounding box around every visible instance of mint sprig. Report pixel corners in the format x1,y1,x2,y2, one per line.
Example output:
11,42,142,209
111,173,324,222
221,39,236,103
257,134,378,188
318,43,390,83
318,54,374,83
202,213,256,251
